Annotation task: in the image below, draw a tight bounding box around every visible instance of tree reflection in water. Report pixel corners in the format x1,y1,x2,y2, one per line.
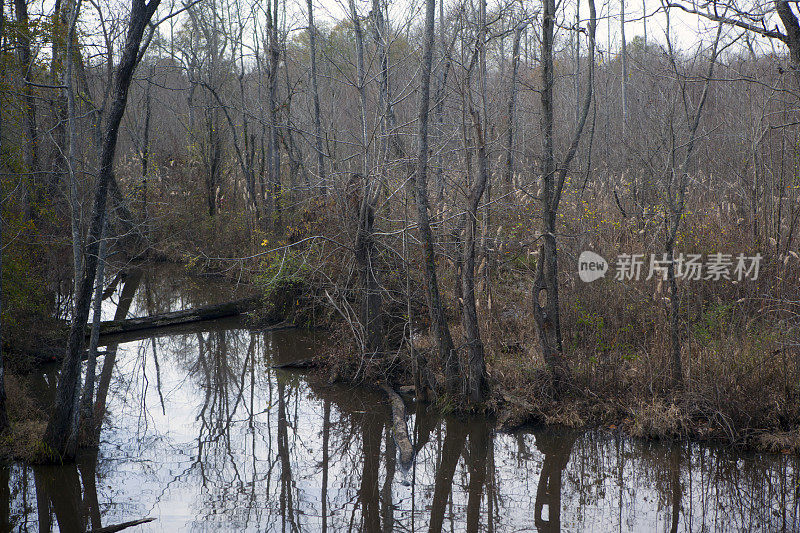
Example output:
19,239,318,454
2,270,799,532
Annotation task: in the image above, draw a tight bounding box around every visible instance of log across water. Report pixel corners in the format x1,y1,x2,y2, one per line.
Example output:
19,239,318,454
381,383,415,470
94,295,262,336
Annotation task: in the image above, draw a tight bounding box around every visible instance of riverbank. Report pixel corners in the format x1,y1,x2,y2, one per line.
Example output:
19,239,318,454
3,311,795,530
316,322,800,456
3,254,797,466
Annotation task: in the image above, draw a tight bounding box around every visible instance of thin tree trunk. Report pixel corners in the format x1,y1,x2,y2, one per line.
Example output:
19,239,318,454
433,0,450,202
42,0,161,461
15,0,38,215
642,0,647,46
307,0,325,194
79,219,108,442
267,0,281,228
141,65,153,222
49,0,68,193
532,0,596,386
65,0,84,306
620,0,628,131
0,0,8,435
415,0,457,397
664,23,721,388
505,21,524,187
574,0,580,127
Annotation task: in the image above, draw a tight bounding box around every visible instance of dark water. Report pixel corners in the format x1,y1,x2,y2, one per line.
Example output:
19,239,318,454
3,269,799,532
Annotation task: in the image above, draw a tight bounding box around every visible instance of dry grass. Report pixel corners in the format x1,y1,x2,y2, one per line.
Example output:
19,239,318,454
756,430,800,454
0,374,49,462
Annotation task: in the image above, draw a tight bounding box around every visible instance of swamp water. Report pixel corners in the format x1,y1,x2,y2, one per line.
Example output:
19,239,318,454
2,269,798,532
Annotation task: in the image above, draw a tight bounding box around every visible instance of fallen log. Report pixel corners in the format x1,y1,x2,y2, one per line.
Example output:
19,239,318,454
272,358,318,370
380,383,415,470
89,518,155,533
95,295,261,336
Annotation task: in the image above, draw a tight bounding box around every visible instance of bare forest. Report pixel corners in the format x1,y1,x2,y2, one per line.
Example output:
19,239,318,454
1,0,800,470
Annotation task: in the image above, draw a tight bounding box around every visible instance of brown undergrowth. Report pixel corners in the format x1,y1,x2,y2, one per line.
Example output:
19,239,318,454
0,374,49,462
308,178,800,455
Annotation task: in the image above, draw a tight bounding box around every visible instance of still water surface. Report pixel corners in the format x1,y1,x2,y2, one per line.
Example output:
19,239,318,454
4,269,799,532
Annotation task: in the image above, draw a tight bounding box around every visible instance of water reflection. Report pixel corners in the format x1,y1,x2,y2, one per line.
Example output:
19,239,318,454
3,270,800,531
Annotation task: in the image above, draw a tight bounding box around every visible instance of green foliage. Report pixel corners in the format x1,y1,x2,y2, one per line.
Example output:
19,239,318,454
254,248,311,321
256,249,309,294
692,302,733,344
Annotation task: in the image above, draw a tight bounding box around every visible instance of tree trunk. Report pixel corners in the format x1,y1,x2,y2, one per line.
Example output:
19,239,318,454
415,0,457,397
532,0,596,386
349,0,382,356
267,0,281,228
664,24,721,389
505,21,524,187
621,0,629,131
0,0,8,436
307,0,325,194
64,0,83,306
79,219,108,442
141,65,153,222
15,0,38,211
352,180,382,355
460,0,490,404
42,0,161,461
533,0,567,382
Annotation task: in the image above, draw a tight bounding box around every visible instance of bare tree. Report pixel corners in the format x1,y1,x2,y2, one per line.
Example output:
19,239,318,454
42,0,162,461
662,21,723,387
65,0,85,308
348,0,382,356
621,0,629,130
460,0,492,404
266,0,281,227
307,0,325,194
415,0,458,397
532,0,596,385
668,1,800,88
505,19,525,187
